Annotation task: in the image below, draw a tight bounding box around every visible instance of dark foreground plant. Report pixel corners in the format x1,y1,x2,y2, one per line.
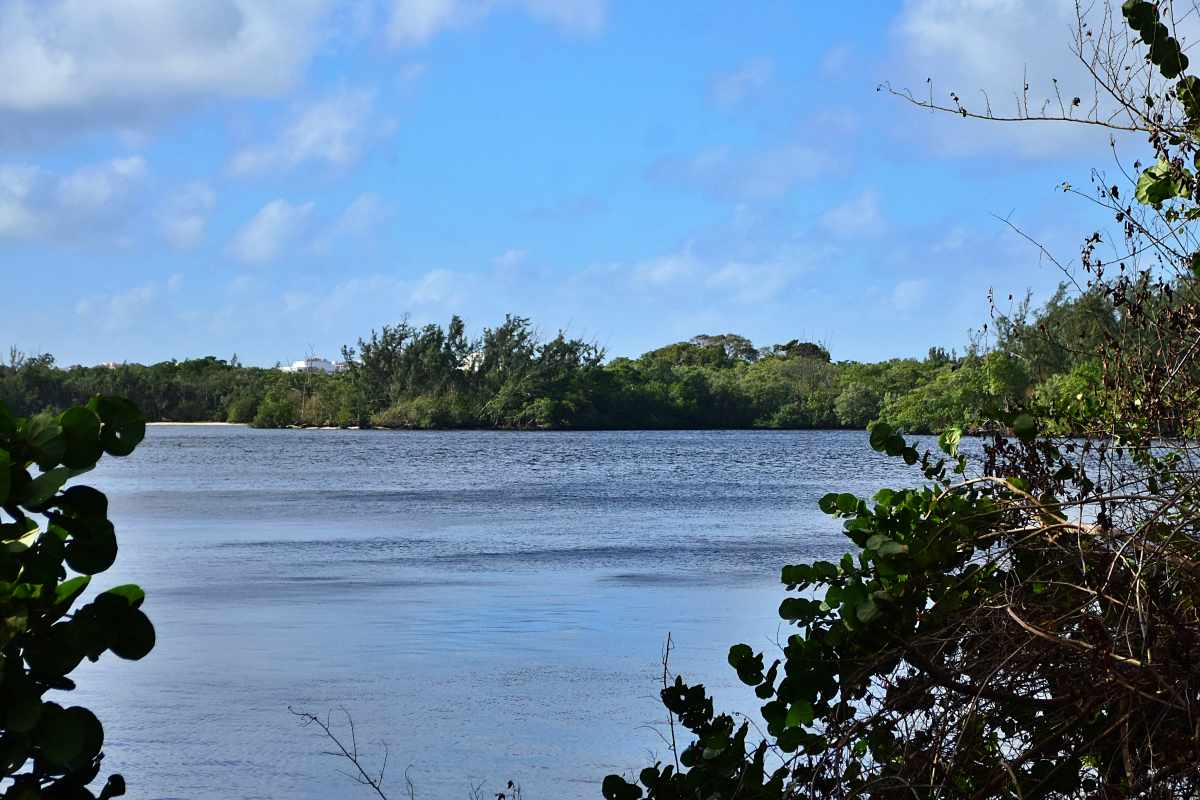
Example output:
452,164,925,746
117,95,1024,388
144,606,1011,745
0,397,151,799
606,420,1200,798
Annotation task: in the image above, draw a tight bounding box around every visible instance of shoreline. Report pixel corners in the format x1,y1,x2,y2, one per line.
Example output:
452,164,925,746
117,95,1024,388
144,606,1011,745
146,421,247,427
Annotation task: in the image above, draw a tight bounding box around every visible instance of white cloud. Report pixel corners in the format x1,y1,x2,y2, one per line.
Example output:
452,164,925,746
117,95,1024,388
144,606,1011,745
821,190,885,237
309,268,467,320
820,44,855,78
397,62,429,84
75,283,159,331
334,193,387,236
161,182,216,249
494,248,528,268
892,278,929,311
895,0,1076,92
0,0,332,145
625,246,805,304
282,290,312,312
312,193,388,252
632,252,697,286
230,89,379,175
387,0,606,45
230,199,314,264
704,262,793,304
0,166,41,238
649,143,832,201
411,268,463,304
710,58,773,109
0,157,147,242
388,0,461,43
888,0,1151,156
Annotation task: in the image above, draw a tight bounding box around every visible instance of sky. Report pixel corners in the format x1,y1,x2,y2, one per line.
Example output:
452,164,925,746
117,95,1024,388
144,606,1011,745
0,0,1143,367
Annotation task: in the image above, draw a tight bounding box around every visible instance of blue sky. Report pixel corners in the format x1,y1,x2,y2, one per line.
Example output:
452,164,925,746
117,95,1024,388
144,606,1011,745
0,0,1129,366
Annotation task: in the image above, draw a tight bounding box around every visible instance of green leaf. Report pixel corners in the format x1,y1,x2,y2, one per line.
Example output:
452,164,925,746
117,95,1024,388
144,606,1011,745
53,576,91,609
58,485,109,519
33,703,80,766
1179,76,1200,120
1135,159,1191,207
23,467,77,508
22,414,65,470
938,427,962,456
58,407,103,470
781,564,812,585
1012,413,1038,442
601,775,643,800
64,706,103,766
836,493,859,514
856,597,881,623
24,622,85,678
99,584,145,609
87,396,145,457
728,642,752,660
3,695,42,734
33,704,100,768
785,700,814,728
108,609,155,660
64,525,117,575
868,423,893,451
99,775,126,799
1122,0,1158,31
0,448,9,506
3,519,39,554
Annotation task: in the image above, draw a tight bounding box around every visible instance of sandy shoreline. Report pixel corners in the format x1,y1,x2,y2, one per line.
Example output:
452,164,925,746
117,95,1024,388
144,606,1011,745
146,421,247,427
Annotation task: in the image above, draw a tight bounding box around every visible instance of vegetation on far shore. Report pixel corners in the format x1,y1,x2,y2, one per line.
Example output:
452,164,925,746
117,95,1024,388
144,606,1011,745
2,285,1108,435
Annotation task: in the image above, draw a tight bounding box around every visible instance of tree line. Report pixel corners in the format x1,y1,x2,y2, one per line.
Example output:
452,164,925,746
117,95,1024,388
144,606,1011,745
0,289,1112,432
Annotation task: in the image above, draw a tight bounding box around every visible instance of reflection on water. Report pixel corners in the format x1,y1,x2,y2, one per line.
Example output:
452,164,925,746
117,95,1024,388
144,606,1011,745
70,427,921,799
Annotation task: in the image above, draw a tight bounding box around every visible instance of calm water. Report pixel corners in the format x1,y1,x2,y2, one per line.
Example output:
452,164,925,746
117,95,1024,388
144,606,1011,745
66,427,922,799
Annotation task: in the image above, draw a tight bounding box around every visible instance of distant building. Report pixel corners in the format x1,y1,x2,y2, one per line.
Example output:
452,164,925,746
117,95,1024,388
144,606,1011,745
281,357,336,374
458,351,485,373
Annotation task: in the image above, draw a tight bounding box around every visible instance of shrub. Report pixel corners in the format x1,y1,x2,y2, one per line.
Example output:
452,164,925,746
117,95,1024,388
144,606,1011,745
0,396,151,799
252,391,299,429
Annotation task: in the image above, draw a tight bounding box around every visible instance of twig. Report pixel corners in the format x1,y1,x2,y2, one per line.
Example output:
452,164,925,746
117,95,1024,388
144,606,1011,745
290,706,391,799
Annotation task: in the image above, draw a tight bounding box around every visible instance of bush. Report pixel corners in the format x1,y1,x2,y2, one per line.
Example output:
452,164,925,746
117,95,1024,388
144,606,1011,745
224,393,260,424
0,396,152,798
371,395,471,429
252,391,299,429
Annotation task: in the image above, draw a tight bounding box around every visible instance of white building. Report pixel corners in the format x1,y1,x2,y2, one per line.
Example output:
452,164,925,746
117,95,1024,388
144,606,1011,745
458,351,485,373
281,357,336,374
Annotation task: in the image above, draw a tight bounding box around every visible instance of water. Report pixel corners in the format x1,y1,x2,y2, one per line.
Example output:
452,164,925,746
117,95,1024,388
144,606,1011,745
64,427,922,799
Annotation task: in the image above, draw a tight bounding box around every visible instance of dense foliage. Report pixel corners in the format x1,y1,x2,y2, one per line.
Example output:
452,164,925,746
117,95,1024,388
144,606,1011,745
2,294,1110,432
0,396,151,799
602,2,1200,797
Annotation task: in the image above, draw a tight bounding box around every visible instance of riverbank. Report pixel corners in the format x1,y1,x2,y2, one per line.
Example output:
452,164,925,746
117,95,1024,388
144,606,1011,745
147,421,247,426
